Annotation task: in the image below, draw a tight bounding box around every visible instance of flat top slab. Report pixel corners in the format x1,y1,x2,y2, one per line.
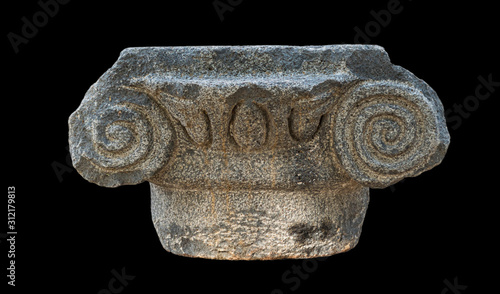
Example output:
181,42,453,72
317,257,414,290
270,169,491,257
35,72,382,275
115,44,395,83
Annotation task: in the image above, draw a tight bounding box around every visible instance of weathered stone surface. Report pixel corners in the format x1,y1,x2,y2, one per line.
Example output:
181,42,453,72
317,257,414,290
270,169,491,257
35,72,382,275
69,45,450,260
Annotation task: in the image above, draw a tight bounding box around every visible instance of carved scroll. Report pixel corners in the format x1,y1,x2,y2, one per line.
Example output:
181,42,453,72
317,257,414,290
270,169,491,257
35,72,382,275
333,81,449,188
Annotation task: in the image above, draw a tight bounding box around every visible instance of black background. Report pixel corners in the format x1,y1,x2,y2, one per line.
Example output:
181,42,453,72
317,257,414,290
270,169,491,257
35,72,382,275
3,0,498,293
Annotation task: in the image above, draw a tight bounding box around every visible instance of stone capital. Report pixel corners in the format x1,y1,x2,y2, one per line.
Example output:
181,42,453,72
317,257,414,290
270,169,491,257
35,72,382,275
69,45,450,259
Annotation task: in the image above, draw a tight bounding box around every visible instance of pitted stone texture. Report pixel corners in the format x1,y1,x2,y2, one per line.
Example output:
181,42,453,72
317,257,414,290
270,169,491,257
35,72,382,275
150,183,369,260
69,45,450,259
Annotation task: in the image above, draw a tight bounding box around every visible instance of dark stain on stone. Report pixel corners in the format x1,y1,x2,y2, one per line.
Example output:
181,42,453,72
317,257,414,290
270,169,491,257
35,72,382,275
289,219,336,243
289,223,315,243
169,223,192,238
319,220,335,240
180,236,209,256
180,237,191,249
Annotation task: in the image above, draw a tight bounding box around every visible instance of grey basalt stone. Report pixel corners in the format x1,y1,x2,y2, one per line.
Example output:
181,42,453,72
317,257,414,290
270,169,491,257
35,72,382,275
69,45,450,260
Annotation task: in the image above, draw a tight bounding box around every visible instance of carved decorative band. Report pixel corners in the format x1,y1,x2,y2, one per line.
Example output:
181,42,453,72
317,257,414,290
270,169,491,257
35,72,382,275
69,46,449,189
